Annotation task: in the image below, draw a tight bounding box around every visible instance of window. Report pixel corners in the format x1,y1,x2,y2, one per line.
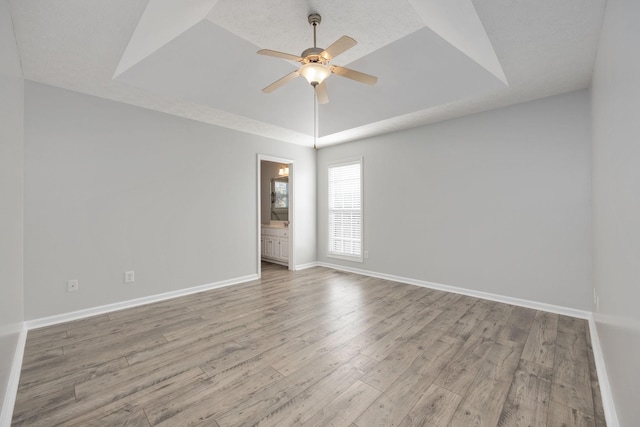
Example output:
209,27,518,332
328,160,362,261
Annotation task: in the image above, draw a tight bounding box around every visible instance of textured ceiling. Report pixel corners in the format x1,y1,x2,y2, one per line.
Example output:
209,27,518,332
9,0,606,147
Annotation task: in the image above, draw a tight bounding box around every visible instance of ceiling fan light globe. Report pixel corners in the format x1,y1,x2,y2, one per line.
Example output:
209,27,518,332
300,63,331,86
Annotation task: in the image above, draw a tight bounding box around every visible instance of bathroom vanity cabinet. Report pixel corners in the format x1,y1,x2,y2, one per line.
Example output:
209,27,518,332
261,226,289,266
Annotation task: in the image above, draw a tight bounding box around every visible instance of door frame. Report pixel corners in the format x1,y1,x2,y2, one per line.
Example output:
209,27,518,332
257,154,295,277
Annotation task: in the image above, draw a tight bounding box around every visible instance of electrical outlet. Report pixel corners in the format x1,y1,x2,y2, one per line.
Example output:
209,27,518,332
67,280,78,292
364,250,369,259
124,271,135,283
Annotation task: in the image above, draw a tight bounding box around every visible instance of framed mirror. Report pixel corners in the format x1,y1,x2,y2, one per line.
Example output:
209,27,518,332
271,176,289,221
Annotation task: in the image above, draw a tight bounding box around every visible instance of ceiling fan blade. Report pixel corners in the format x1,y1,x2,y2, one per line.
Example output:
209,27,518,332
262,70,300,93
320,36,357,60
257,49,303,62
315,81,329,104
331,65,378,86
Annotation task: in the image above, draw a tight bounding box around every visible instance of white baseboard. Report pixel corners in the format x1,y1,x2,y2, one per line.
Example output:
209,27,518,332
317,262,591,319
0,324,27,427
588,316,620,427
25,274,258,330
294,262,320,271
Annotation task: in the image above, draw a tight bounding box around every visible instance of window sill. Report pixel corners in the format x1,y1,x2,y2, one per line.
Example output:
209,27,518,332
327,253,364,263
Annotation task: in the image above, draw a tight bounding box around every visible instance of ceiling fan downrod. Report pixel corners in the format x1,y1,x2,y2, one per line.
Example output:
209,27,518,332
308,13,321,48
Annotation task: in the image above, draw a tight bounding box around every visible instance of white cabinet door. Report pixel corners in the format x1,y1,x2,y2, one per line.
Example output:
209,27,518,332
271,238,280,259
264,238,274,258
261,228,289,265
279,238,289,261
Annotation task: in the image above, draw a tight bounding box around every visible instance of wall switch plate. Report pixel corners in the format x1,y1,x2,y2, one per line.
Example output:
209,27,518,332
364,250,369,259
67,280,78,292
124,271,135,283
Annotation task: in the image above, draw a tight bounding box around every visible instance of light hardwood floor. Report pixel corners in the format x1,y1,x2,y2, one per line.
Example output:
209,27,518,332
13,263,606,426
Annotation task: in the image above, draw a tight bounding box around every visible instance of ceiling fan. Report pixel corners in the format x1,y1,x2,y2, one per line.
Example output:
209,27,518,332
258,13,378,104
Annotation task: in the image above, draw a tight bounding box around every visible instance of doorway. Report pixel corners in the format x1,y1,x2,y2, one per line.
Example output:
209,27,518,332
257,155,294,277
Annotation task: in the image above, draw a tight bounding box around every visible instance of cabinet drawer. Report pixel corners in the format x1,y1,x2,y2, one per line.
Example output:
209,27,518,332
262,228,279,237
279,229,289,238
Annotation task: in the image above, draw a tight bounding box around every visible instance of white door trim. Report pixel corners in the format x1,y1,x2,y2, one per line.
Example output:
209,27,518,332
257,154,295,277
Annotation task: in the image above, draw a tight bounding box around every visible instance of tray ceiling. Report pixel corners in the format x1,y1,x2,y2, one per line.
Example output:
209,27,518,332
9,0,606,147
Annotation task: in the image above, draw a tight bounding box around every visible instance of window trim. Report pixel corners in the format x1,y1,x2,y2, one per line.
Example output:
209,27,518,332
327,158,363,263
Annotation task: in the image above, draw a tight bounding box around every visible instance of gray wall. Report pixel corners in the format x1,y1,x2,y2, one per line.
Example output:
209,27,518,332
318,90,592,310
24,82,316,320
591,0,640,424
0,0,24,417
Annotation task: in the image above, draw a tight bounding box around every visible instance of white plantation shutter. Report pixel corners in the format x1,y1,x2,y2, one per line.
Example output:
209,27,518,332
328,160,362,261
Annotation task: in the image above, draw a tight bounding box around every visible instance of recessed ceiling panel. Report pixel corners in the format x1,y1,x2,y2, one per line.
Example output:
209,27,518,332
115,20,316,135
409,0,507,84
115,21,505,137
115,0,220,77
318,26,506,136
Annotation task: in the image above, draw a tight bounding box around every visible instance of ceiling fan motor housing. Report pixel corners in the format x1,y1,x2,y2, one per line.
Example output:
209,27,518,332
301,47,325,62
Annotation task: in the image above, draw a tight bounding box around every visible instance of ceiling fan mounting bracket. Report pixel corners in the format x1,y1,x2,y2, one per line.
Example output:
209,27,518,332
308,13,321,26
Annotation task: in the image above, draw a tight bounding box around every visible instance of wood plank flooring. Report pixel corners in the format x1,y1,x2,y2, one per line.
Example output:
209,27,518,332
12,263,606,426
